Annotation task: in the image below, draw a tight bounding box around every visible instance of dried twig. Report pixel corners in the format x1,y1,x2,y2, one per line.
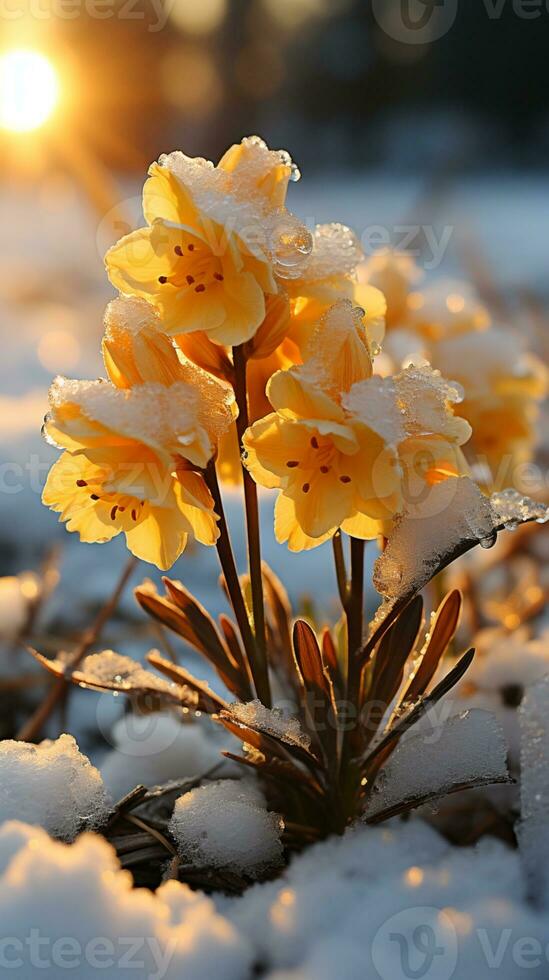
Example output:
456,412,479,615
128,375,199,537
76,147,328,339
17,555,138,742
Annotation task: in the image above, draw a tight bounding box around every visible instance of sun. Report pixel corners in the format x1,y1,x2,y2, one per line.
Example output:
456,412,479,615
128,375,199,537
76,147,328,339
0,49,60,133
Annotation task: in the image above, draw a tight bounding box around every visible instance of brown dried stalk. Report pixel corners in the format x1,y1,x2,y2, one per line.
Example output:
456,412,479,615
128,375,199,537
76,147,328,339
17,555,137,742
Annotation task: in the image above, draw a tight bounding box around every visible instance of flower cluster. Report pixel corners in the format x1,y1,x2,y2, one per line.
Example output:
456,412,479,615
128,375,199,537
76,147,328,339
43,296,236,569
42,137,477,567
35,137,549,859
361,250,548,485
243,300,471,550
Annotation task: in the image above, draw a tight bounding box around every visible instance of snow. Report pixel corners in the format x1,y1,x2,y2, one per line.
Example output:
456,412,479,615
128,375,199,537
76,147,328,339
344,363,469,446
373,477,496,605
0,822,253,980
490,489,549,530
67,650,179,697
227,819,548,979
364,709,509,820
229,700,311,750
456,629,549,764
0,735,110,840
104,294,164,338
169,779,284,877
517,677,549,906
100,712,232,798
47,377,205,451
295,222,363,282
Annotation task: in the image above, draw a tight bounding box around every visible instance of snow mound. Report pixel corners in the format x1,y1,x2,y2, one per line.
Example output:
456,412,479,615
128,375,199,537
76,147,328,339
0,735,110,840
101,712,230,798
170,779,284,877
228,820,547,978
0,822,252,980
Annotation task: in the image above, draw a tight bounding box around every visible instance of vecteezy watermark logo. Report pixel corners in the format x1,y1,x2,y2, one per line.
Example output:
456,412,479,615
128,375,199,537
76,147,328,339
371,0,458,45
372,907,458,980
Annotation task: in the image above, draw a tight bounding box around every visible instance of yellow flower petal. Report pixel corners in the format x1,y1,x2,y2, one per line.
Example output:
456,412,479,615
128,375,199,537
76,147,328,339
267,370,345,423
288,466,354,540
143,162,199,228
340,512,381,540
125,505,190,570
175,470,219,546
42,453,119,545
274,493,334,552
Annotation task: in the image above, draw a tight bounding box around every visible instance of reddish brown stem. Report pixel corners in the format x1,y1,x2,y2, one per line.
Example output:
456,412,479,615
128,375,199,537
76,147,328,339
17,555,138,742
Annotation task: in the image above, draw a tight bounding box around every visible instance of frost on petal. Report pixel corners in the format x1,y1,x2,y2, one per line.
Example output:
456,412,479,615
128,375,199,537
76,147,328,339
104,294,163,337
48,378,202,450
0,735,110,840
175,356,237,439
364,710,509,821
393,364,467,441
517,677,549,905
160,148,313,280
0,823,252,980
169,779,284,877
230,700,311,750
295,223,364,284
345,364,469,447
490,488,549,530
343,375,406,445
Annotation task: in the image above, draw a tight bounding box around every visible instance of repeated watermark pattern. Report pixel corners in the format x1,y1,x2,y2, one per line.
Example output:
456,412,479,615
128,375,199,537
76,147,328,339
1,919,549,976
372,908,549,979
372,0,549,46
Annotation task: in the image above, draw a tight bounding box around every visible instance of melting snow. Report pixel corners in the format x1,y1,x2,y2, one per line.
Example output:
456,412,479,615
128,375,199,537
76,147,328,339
230,700,311,750
0,822,252,980
364,709,509,820
169,779,284,877
0,735,110,840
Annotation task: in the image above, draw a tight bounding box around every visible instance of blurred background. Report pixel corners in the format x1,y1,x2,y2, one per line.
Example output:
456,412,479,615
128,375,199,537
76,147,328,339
0,0,548,674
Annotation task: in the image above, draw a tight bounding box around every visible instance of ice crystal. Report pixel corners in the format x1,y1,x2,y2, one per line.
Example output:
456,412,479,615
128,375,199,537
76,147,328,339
490,488,549,530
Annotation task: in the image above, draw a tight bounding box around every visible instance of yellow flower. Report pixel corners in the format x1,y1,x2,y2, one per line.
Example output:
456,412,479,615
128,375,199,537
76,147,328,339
105,137,311,348
243,304,471,550
404,279,490,340
432,328,548,483
217,134,296,208
42,362,235,569
359,249,423,327
101,295,185,388
287,224,386,357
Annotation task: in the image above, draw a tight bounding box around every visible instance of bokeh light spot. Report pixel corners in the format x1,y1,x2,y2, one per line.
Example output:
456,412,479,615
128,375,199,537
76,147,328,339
168,0,227,36
0,49,59,133
38,330,80,373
